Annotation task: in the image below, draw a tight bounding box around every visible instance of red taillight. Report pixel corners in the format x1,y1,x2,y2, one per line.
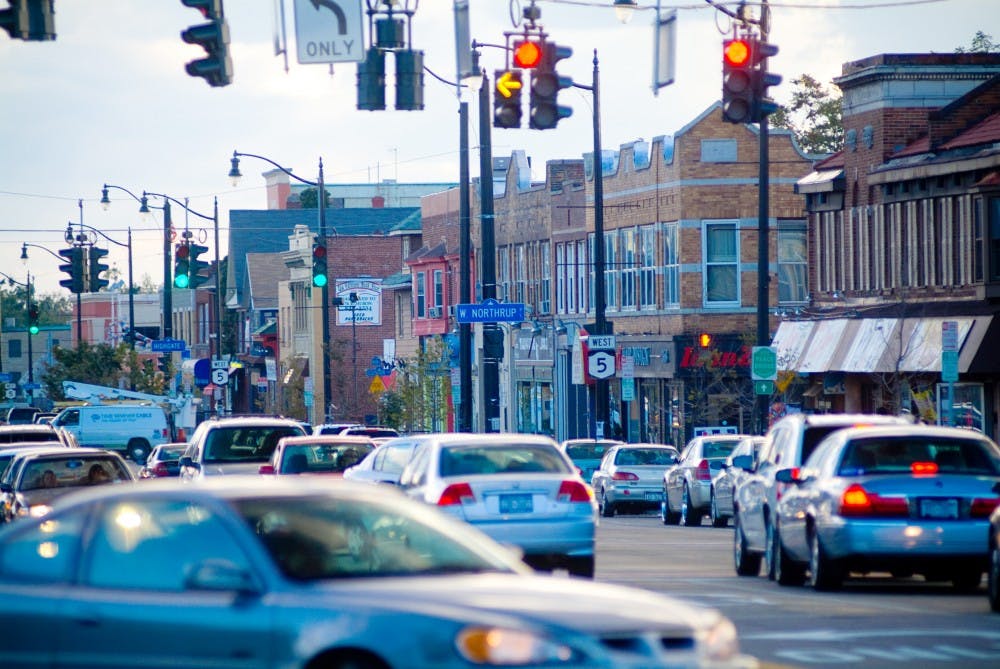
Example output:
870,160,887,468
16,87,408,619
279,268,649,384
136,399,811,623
911,461,939,476
696,459,711,481
161,429,169,438
558,479,592,502
153,462,170,477
612,471,638,481
438,483,475,506
839,483,909,517
970,497,1000,518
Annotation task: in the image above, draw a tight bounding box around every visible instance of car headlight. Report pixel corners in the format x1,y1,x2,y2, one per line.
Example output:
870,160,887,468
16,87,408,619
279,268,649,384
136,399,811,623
699,615,739,663
456,627,575,665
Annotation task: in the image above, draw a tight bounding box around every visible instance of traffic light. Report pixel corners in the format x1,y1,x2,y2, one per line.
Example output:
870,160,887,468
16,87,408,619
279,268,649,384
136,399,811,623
721,37,754,124
699,333,713,348
89,246,110,292
187,243,210,289
312,240,328,288
493,69,523,129
357,47,386,111
174,242,191,289
27,304,39,336
0,0,55,41
58,246,86,294
512,40,542,69
180,0,232,87
750,38,781,122
529,42,573,130
395,49,424,111
157,354,170,376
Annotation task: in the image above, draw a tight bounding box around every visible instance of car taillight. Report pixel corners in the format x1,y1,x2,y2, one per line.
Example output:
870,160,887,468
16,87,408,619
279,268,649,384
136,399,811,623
911,461,938,476
558,479,593,502
438,483,475,506
153,462,170,477
161,429,169,438
839,483,909,517
696,459,711,481
612,471,638,481
970,497,1000,518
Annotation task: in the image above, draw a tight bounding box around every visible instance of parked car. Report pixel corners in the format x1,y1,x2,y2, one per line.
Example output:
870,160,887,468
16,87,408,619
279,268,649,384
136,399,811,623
0,423,76,448
179,416,308,480
341,426,400,439
343,436,418,485
662,434,747,526
4,406,40,425
591,443,679,517
710,436,765,528
0,447,134,522
313,422,362,436
0,444,68,481
259,435,375,475
398,433,597,577
138,443,189,479
989,504,1000,612
772,424,1000,590
0,477,753,668
558,438,623,481
50,403,171,462
732,413,912,579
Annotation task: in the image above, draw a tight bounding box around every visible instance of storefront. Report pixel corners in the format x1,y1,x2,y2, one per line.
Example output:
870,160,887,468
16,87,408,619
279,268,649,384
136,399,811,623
615,335,677,446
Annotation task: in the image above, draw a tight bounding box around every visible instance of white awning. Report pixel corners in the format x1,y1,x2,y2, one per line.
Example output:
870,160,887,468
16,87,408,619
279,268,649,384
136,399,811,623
771,320,816,371
799,319,851,373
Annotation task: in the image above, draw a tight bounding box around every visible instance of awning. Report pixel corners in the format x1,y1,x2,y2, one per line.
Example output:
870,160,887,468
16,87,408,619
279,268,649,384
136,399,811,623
798,319,851,374
771,321,816,371
795,169,844,194
838,318,898,372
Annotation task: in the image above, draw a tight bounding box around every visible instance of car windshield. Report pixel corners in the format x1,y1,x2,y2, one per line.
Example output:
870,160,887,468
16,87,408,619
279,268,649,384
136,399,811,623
564,441,617,460
439,444,570,476
345,428,399,438
234,495,515,581
157,446,187,460
280,443,374,474
19,457,129,490
616,448,676,466
838,436,1000,476
204,426,304,463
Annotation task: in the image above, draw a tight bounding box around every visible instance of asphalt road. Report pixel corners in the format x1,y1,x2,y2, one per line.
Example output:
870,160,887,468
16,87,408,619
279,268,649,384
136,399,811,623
593,512,1000,669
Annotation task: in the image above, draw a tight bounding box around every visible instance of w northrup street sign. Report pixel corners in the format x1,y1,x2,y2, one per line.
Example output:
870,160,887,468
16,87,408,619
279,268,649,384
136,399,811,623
456,299,525,324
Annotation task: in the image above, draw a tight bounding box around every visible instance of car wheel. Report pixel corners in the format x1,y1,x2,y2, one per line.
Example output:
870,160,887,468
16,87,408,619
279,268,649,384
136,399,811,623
567,555,595,578
680,484,701,527
710,491,727,528
989,542,1000,613
950,567,983,592
128,439,151,464
660,496,680,526
599,489,615,518
773,523,807,586
808,528,843,591
734,513,762,577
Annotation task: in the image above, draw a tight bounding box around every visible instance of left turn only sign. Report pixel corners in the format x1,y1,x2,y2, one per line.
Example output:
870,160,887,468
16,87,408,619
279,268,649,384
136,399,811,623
294,0,364,64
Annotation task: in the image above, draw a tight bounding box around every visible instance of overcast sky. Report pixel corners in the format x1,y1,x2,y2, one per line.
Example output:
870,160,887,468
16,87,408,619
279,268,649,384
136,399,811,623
0,0,991,295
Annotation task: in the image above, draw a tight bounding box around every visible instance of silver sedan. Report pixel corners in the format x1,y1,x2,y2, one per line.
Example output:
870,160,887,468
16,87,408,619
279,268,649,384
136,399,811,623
710,436,765,528
663,434,746,527
0,477,755,669
591,444,679,517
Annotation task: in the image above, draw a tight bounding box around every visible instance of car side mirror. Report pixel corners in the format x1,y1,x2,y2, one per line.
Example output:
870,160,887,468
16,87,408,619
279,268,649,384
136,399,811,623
258,464,275,475
178,456,198,470
775,467,809,484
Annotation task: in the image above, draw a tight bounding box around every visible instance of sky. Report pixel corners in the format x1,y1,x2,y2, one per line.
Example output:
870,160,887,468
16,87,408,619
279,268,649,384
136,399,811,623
0,0,992,296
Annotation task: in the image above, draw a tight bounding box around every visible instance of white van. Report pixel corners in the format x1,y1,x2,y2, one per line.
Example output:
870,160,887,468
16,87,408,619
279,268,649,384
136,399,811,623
51,404,171,462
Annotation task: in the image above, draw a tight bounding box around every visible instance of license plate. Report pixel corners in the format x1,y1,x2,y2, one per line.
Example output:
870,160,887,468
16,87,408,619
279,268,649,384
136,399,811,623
919,497,959,519
644,492,663,501
499,493,533,514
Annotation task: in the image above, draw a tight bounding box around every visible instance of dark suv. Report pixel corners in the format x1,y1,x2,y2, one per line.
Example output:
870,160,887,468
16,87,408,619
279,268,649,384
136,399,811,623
732,412,911,580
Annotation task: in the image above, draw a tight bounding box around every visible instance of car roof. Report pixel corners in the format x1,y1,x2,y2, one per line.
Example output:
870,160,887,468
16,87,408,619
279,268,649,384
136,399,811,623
781,412,913,427
0,442,67,455
18,447,126,461
825,423,997,443
277,435,375,446
0,424,58,434
411,433,559,448
617,443,677,450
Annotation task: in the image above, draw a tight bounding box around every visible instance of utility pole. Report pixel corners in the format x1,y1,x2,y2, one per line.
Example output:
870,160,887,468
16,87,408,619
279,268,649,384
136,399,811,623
479,71,500,433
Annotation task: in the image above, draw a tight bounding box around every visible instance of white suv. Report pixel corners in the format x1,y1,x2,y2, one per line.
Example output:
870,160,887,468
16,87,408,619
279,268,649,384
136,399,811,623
179,416,307,480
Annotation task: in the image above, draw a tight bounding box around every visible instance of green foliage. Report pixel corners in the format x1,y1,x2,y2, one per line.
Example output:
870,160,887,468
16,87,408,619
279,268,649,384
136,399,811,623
41,342,167,400
955,31,997,53
298,187,330,210
0,285,71,328
391,338,450,433
770,74,842,155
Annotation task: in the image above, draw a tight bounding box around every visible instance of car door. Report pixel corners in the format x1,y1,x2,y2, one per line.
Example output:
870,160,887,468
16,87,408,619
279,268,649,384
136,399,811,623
57,496,272,669
590,448,615,493
666,441,694,512
738,428,785,551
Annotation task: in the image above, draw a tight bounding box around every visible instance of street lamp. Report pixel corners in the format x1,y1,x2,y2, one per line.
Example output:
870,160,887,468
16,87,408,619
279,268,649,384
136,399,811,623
3,267,34,400
229,151,332,423
613,0,638,24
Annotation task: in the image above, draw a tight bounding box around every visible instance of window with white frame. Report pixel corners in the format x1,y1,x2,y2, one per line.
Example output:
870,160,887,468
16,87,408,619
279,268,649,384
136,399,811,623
515,245,527,303
605,232,618,311
703,220,739,305
556,243,566,313
566,242,577,313
639,224,657,309
777,220,808,304
433,270,443,307
620,227,637,310
498,247,510,302
576,239,587,314
540,240,551,314
661,222,679,306
415,271,426,317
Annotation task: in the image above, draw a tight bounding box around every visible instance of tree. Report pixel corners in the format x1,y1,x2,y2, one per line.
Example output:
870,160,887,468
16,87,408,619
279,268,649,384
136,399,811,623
0,285,71,328
955,31,997,53
298,186,330,210
770,74,842,155
40,342,167,400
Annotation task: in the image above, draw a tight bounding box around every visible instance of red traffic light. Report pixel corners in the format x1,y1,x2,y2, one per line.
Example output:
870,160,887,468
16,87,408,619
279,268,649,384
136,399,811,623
176,243,190,260
313,244,327,259
723,39,751,68
512,40,542,69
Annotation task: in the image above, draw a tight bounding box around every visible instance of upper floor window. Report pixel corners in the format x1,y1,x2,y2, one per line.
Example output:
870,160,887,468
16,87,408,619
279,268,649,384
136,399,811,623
497,247,511,302
662,222,679,307
620,228,637,311
8,339,21,359
703,220,739,306
639,224,657,309
415,271,426,317
433,270,443,307
778,220,808,304
539,241,551,315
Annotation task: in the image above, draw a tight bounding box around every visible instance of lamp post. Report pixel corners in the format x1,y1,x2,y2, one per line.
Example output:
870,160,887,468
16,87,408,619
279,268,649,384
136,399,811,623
0,269,33,398
229,151,331,422
64,222,134,352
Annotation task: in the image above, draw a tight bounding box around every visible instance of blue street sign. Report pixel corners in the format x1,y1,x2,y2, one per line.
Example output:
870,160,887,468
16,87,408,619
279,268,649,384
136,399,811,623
0,373,10,382
22,383,40,390
151,338,186,352
455,298,525,324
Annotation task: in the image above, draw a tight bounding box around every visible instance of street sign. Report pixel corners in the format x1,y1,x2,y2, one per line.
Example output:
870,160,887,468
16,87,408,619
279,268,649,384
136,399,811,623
293,0,364,64
751,346,778,381
941,350,959,382
0,373,10,383
455,299,525,324
151,338,185,352
211,359,228,370
22,383,40,390
754,380,775,395
942,320,958,352
3,383,15,391
588,350,616,380
588,335,616,350
4,390,15,400
621,377,635,401
211,369,230,386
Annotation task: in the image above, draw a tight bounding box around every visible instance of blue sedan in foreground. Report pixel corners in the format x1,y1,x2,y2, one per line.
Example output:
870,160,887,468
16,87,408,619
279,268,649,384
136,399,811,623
773,424,1000,591
0,477,755,669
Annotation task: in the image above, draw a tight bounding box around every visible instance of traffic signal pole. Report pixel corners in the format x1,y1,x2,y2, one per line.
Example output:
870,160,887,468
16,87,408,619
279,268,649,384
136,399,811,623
478,72,501,433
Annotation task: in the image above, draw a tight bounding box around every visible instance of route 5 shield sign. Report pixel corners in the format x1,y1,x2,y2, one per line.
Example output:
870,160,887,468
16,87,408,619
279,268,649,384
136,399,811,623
588,350,616,380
